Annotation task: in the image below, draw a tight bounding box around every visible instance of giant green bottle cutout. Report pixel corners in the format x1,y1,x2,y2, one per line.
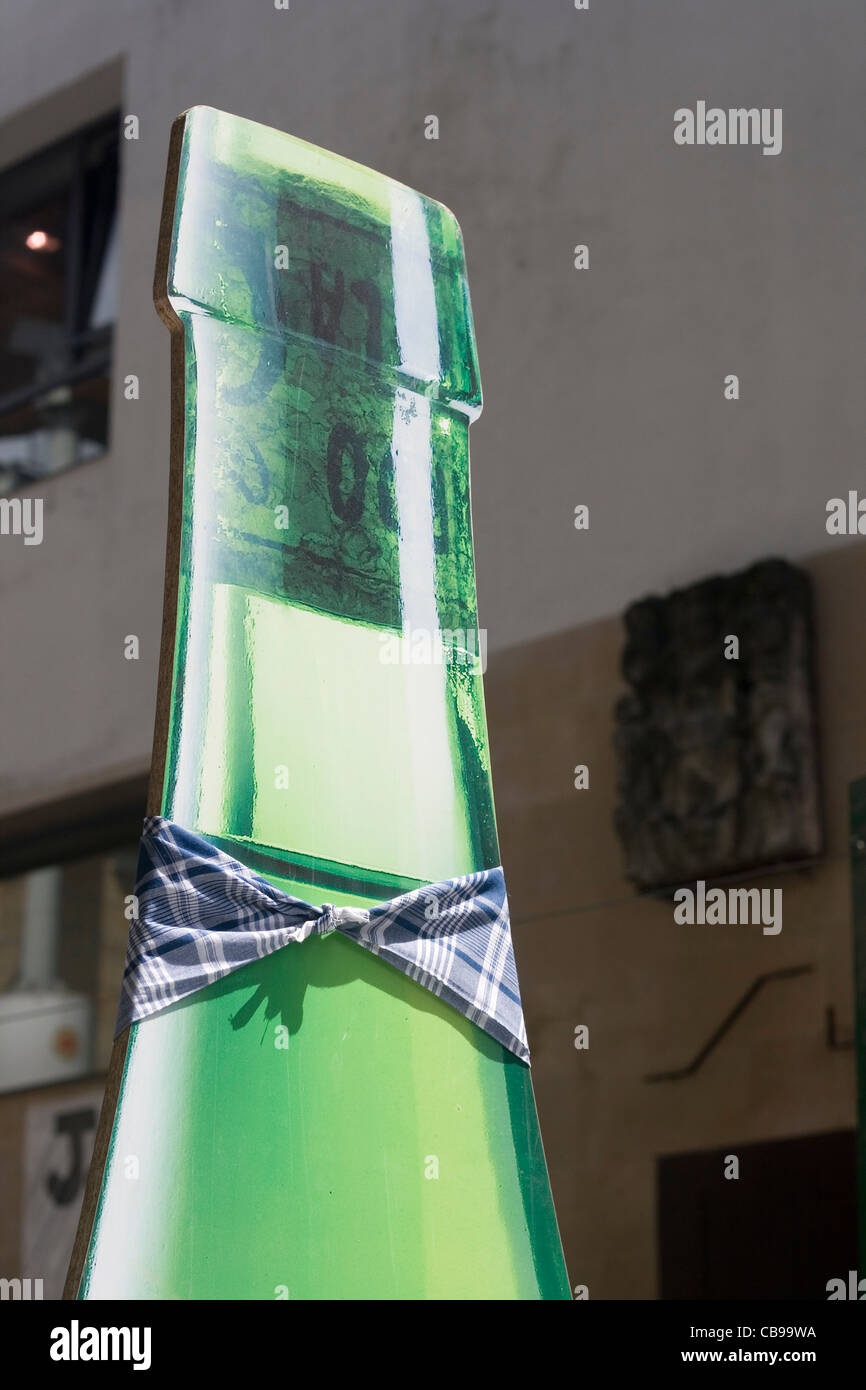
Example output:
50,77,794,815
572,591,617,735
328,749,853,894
72,107,570,1300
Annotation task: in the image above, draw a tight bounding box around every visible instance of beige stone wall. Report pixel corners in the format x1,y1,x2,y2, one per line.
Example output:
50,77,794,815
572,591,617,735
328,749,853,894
486,540,864,1297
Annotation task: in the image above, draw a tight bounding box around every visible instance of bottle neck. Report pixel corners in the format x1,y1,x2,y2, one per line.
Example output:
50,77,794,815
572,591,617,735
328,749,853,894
162,315,498,895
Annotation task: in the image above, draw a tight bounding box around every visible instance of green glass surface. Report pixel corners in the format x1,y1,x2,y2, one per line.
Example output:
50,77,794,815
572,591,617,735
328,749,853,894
78,107,570,1299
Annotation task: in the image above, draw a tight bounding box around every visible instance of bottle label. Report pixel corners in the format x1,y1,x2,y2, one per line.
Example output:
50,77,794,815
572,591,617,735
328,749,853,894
185,315,475,633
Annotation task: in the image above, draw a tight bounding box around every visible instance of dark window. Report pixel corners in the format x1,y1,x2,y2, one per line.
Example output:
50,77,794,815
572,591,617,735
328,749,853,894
0,113,119,494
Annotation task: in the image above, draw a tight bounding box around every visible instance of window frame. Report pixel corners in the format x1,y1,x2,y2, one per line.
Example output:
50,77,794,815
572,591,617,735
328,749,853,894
0,110,119,424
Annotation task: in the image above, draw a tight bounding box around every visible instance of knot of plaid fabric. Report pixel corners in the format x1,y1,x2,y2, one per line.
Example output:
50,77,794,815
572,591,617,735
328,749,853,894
315,904,370,936
315,905,338,937
115,817,531,1065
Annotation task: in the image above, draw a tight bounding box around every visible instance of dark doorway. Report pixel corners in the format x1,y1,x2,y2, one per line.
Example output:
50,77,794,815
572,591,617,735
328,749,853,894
657,1129,857,1299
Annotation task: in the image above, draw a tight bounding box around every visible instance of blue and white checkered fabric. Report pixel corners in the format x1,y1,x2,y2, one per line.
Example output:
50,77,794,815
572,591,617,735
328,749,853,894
116,817,530,1065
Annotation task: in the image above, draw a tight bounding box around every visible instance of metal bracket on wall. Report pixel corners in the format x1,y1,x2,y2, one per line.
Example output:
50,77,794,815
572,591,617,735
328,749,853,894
643,965,813,1082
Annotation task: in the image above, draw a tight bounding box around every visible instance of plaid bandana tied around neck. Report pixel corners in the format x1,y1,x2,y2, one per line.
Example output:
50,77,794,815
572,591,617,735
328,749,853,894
115,817,530,1065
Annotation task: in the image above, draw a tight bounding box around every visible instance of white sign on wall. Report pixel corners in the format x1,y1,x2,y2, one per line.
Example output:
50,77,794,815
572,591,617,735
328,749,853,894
22,1089,103,1300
